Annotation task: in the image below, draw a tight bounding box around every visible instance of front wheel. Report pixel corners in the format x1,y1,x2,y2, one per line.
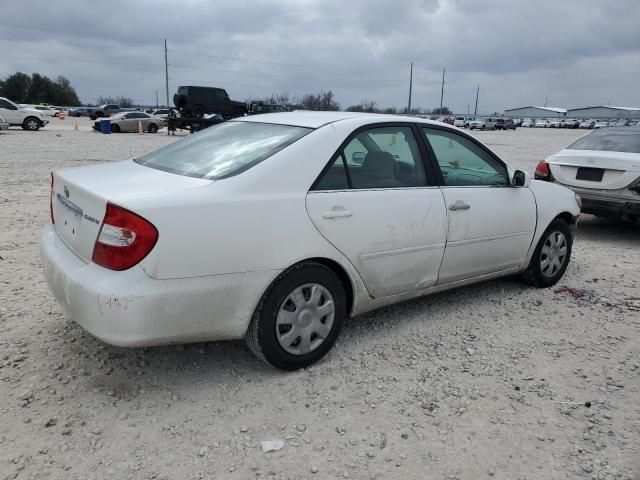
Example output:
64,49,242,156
22,117,41,131
521,219,572,288
147,123,158,133
246,262,346,370
110,124,120,133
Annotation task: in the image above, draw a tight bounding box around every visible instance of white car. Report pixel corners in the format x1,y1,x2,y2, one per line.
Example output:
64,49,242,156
549,119,561,128
468,118,496,130
579,120,595,129
41,112,580,370
453,116,466,128
0,97,48,130
535,119,549,128
594,120,609,129
537,127,639,224
521,119,533,128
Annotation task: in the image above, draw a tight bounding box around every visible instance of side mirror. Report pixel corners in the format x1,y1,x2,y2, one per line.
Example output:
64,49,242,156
512,170,531,187
351,152,366,165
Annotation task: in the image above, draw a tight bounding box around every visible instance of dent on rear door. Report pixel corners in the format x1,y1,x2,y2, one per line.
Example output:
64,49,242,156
306,189,448,297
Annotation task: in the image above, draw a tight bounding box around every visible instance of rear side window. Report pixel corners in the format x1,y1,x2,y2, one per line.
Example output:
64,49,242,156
313,126,428,190
135,121,312,179
567,130,640,153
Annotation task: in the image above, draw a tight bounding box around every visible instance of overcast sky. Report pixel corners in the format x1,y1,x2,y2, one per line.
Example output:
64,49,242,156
2,0,639,113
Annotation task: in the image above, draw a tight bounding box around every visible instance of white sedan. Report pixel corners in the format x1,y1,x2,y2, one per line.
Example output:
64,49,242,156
537,127,640,224
41,112,580,370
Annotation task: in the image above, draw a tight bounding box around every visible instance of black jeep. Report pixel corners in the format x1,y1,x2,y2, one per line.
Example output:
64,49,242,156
173,86,247,119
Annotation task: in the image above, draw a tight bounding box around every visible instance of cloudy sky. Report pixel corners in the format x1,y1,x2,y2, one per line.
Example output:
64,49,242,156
2,0,639,113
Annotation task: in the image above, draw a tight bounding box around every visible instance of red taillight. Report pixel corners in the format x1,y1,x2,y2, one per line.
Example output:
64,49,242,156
50,173,55,224
534,160,552,181
92,203,158,271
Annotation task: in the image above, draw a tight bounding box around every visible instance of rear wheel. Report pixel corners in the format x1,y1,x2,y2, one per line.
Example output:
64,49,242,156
246,262,346,370
110,124,120,133
22,117,41,131
192,105,205,118
521,219,572,288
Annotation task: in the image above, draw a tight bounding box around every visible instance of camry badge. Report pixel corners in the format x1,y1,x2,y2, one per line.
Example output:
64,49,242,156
64,186,69,198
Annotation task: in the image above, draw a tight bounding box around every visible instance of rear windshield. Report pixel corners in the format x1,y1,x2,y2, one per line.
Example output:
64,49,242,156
135,121,312,179
567,129,640,154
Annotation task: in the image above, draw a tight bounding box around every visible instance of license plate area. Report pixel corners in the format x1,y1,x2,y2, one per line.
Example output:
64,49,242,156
56,194,83,242
576,167,604,182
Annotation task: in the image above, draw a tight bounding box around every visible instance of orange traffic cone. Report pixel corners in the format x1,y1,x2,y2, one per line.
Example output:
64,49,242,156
59,110,65,120
138,121,144,135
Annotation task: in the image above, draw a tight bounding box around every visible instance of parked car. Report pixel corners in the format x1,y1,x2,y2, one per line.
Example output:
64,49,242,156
93,112,163,133
521,119,534,128
549,119,562,128
561,119,579,129
441,117,455,126
469,118,496,130
0,97,48,130
151,108,174,119
453,116,466,128
0,115,9,130
29,105,58,117
173,85,247,118
579,120,595,129
90,104,123,120
536,127,639,224
248,102,288,115
69,107,93,117
535,119,549,128
42,112,580,370
594,120,609,129
495,118,517,130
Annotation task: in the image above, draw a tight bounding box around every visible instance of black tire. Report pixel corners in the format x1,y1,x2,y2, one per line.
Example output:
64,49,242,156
110,124,120,133
147,123,158,133
521,219,573,288
22,117,41,131
192,105,205,118
95,112,104,118
232,108,246,118
481,125,485,130
246,262,346,370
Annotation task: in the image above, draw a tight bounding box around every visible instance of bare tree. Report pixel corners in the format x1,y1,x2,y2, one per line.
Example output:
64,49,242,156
298,90,340,111
97,96,134,107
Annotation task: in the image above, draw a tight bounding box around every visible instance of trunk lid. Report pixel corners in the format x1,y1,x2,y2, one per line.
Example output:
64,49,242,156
547,149,640,190
52,160,211,262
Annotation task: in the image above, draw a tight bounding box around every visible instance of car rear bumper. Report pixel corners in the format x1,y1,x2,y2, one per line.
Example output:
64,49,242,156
556,184,640,217
40,226,275,347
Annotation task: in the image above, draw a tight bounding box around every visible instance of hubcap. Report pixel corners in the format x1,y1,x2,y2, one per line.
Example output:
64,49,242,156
28,120,38,129
276,283,335,355
540,231,567,278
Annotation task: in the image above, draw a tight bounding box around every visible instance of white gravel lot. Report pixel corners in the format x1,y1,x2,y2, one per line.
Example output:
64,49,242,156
1,118,638,480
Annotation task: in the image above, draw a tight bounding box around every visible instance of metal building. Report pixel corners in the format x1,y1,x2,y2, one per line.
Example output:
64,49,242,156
566,106,640,119
503,106,567,118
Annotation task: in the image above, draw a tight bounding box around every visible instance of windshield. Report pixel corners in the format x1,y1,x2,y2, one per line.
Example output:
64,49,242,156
567,129,640,153
135,121,312,179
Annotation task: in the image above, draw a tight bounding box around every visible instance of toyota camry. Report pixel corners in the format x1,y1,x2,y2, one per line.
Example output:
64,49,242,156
41,111,581,370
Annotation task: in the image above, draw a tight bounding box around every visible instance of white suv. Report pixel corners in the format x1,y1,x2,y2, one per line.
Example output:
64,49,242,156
0,97,49,130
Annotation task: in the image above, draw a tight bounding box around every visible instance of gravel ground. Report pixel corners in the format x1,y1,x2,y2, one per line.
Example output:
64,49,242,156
1,118,638,480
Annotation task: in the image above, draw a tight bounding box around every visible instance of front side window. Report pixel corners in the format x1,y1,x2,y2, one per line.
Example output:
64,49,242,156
135,121,311,179
0,99,17,110
423,128,508,186
314,126,427,190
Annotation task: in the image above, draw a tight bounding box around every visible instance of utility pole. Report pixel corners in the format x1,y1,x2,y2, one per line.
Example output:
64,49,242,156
544,97,548,107
439,67,446,111
407,62,413,113
164,39,170,108
155,90,159,109
474,84,479,116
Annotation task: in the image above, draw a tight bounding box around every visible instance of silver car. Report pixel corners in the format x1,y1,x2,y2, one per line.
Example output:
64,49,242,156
93,112,164,133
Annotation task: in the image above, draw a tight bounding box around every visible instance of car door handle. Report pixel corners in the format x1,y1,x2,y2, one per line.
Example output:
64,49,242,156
448,200,471,211
322,208,353,219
